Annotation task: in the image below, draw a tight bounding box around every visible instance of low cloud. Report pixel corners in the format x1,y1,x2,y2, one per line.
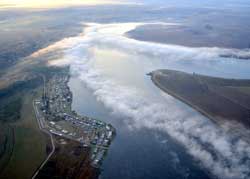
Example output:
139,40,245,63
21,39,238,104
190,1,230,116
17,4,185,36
32,23,250,179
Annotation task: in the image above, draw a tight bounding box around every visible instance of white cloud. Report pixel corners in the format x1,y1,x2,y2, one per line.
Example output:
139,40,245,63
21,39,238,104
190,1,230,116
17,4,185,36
31,22,250,179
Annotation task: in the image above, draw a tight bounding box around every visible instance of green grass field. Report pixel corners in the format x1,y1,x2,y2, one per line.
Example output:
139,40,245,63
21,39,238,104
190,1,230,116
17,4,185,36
0,65,69,179
0,124,14,173
0,86,49,179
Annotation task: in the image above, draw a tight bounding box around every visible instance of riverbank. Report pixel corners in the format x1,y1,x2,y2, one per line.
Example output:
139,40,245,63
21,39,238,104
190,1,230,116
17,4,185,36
32,69,115,178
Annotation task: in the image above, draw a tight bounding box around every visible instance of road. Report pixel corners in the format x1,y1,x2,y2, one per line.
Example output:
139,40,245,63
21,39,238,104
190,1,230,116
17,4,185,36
32,100,55,179
31,74,56,179
31,73,114,177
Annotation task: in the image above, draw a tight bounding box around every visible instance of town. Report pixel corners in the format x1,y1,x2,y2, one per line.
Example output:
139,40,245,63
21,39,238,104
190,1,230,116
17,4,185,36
33,73,115,169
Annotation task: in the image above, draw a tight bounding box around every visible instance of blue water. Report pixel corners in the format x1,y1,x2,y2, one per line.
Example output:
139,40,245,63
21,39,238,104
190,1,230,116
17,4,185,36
69,77,212,179
68,45,250,179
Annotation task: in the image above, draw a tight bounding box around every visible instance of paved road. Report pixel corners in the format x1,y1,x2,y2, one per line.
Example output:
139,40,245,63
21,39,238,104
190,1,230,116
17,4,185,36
31,101,55,179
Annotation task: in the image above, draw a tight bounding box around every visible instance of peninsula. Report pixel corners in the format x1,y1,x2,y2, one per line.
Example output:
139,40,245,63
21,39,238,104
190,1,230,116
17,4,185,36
32,69,115,179
149,69,250,129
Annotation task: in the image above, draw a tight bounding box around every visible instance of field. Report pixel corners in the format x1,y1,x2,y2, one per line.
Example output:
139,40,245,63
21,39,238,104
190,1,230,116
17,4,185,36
0,124,14,173
230,86,250,96
0,83,50,179
150,69,250,128
36,136,99,179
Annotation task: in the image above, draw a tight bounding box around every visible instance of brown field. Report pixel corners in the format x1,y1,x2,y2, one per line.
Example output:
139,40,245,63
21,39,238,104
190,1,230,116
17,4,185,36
36,136,99,179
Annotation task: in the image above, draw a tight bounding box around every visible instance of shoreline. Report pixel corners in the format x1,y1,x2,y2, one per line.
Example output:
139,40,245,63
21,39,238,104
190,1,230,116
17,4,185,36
150,72,227,127
149,70,250,143
32,70,115,178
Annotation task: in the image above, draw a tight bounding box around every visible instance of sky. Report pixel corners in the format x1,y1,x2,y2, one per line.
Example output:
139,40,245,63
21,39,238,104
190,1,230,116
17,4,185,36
1,0,250,9
0,0,131,8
